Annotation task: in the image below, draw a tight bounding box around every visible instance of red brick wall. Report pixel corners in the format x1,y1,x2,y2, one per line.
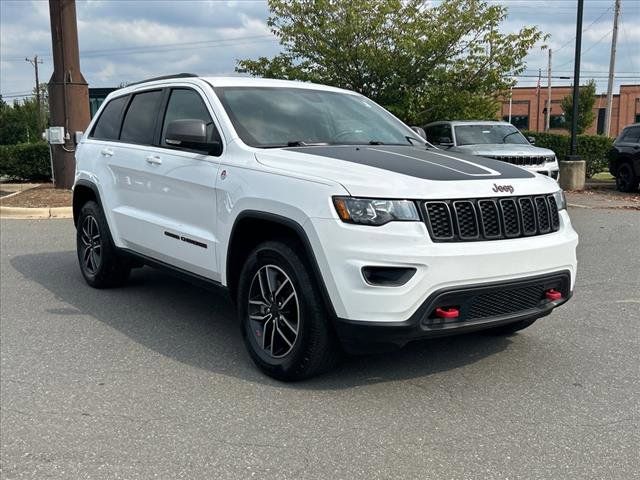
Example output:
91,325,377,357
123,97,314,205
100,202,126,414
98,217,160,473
500,84,640,137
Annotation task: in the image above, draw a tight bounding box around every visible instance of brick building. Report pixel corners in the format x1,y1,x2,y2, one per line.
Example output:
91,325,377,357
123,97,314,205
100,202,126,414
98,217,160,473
500,84,640,137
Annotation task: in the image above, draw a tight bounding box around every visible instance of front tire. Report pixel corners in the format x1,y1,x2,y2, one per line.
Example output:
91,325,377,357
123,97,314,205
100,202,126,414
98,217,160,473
616,162,639,192
76,201,130,288
237,240,339,381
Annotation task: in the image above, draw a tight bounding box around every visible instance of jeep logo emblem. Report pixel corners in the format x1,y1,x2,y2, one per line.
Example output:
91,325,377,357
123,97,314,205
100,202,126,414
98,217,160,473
492,183,514,194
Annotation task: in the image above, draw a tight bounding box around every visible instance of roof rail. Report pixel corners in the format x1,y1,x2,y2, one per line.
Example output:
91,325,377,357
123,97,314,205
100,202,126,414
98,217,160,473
127,73,198,86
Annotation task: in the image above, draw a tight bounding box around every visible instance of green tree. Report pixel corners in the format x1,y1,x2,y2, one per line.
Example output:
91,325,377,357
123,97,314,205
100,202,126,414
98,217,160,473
0,98,38,145
560,80,597,134
237,0,546,124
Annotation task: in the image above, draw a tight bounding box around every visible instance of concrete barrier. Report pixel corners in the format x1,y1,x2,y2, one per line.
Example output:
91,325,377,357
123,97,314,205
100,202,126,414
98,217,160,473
559,160,586,191
0,206,73,219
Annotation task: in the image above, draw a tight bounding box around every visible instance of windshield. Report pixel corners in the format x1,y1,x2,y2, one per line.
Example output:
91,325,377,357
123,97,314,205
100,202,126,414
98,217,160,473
215,87,422,148
454,124,529,146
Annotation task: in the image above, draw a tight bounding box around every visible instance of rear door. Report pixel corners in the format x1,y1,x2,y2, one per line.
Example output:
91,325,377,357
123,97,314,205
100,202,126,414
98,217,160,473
115,86,223,280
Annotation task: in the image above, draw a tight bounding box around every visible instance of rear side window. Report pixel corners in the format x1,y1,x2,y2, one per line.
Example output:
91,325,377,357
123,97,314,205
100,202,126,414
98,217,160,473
620,126,640,143
120,90,162,145
161,88,219,148
91,95,127,140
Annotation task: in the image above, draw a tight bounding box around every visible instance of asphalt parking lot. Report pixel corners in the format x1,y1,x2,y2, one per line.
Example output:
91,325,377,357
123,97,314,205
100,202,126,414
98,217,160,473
1,208,638,479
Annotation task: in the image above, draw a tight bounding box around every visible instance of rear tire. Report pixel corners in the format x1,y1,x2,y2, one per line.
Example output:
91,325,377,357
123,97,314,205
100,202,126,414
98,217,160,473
76,201,131,288
237,240,340,381
615,162,639,192
484,317,537,336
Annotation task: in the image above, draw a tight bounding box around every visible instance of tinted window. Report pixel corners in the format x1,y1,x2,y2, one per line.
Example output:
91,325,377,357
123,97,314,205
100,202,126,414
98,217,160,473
620,126,640,143
425,124,452,145
161,89,218,148
454,124,528,146
120,90,162,145
91,96,127,140
503,115,529,130
215,87,419,148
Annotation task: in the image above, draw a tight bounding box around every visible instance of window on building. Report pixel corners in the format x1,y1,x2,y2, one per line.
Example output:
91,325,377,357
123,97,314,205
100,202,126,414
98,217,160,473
597,108,606,135
635,113,640,123
503,115,529,130
549,114,566,129
120,90,163,145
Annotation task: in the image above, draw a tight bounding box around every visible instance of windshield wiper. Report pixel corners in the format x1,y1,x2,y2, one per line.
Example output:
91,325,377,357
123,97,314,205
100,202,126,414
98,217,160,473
501,131,520,143
368,140,385,145
286,141,330,147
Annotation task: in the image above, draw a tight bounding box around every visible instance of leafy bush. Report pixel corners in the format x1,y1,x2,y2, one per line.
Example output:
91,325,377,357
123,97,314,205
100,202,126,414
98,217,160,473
523,131,612,178
0,142,51,181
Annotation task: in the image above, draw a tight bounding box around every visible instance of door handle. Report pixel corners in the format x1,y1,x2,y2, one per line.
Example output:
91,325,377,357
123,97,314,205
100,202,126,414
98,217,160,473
145,155,162,165
100,148,114,157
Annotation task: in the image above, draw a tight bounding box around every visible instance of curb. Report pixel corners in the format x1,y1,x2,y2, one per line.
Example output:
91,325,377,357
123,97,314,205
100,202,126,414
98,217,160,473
0,206,73,219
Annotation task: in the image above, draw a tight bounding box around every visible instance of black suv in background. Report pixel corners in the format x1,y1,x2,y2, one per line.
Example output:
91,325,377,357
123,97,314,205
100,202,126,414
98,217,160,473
608,123,640,192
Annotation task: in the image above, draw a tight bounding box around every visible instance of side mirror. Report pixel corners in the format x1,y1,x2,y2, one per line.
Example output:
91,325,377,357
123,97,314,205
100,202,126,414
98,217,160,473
411,126,426,139
165,119,221,155
527,136,536,145
439,137,454,147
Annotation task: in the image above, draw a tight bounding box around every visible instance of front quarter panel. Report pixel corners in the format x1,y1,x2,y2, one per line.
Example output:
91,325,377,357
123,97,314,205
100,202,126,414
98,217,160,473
215,142,348,286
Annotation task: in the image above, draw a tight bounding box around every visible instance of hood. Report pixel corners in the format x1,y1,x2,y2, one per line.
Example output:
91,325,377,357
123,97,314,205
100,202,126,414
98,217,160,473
454,143,556,158
255,145,559,198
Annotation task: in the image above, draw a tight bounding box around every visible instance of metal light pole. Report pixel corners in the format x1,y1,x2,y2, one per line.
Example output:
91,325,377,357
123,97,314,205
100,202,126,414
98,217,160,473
561,0,586,191
568,0,584,158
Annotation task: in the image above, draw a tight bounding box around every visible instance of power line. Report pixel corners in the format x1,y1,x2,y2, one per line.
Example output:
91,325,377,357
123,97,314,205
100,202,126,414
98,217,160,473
5,34,277,61
555,28,613,70
553,4,613,53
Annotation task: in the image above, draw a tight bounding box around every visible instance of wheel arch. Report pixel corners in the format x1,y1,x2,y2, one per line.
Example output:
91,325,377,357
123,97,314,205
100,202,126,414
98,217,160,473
72,180,103,227
225,210,337,318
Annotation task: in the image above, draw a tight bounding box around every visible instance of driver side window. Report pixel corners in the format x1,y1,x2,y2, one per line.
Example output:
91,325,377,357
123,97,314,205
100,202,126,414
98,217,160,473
161,88,220,150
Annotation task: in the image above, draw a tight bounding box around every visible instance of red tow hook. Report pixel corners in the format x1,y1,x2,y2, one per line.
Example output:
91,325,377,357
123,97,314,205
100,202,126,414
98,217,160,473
434,307,460,319
545,289,563,301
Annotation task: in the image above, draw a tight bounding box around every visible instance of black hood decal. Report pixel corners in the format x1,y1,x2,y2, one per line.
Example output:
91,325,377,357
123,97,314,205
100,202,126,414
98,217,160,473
287,145,535,181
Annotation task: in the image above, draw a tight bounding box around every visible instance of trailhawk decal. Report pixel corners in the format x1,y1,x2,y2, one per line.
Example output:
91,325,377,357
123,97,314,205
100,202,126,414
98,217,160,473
287,145,535,181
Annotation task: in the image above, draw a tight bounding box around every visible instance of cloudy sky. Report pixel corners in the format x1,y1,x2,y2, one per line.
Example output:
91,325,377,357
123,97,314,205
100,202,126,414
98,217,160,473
1,0,638,102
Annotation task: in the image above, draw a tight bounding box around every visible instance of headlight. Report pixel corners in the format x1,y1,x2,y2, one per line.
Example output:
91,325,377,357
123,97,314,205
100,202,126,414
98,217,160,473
333,197,419,226
552,190,566,210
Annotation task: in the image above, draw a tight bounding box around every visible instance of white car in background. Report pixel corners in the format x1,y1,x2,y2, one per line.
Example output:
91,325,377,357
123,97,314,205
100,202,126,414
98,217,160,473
424,120,560,180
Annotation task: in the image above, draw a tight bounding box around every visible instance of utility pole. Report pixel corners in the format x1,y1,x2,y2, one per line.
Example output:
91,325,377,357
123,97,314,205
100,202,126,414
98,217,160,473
508,86,513,124
546,49,552,131
25,55,44,128
604,0,620,137
48,0,90,189
536,68,542,131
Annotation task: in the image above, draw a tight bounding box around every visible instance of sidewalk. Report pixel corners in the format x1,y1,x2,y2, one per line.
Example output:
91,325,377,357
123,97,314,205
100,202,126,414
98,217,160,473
566,180,640,210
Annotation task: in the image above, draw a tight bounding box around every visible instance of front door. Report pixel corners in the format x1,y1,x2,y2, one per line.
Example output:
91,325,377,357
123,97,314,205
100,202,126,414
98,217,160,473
111,86,223,281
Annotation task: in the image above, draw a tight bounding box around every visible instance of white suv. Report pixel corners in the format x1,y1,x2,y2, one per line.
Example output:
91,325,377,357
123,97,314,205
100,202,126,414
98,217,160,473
73,74,578,380
424,120,560,180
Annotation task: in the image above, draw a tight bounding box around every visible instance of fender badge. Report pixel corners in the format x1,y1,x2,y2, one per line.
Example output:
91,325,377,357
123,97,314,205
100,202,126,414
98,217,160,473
220,169,227,180
492,183,514,194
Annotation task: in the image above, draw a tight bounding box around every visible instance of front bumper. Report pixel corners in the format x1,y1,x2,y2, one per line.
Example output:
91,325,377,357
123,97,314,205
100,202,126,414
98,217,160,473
334,271,572,352
306,210,578,323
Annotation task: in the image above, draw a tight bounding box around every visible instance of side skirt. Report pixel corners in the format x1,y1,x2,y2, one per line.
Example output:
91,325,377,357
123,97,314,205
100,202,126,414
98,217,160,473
119,248,229,295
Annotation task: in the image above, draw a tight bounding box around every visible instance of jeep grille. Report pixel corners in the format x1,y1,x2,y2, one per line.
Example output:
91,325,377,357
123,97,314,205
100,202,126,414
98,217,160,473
485,155,554,166
423,194,560,242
